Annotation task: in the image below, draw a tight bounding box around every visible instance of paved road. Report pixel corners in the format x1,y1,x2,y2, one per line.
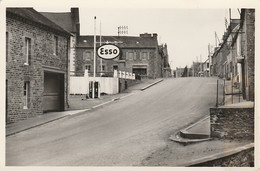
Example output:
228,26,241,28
6,77,218,166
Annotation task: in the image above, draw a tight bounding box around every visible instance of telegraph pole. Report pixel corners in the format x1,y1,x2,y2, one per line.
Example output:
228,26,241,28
92,16,97,99
100,21,102,76
208,44,211,76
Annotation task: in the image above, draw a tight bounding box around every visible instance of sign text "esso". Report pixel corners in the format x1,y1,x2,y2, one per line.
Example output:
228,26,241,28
97,44,120,60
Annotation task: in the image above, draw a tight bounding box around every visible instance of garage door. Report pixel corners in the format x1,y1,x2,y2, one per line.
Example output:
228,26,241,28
43,72,64,112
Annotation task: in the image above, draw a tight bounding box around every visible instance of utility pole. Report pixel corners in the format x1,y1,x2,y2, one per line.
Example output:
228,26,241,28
100,21,102,77
208,44,211,76
92,16,97,99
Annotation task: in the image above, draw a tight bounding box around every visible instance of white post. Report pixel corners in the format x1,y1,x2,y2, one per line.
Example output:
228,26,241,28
100,21,102,77
113,69,118,78
92,16,96,99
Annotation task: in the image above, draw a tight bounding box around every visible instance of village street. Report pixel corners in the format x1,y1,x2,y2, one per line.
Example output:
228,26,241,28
6,77,218,166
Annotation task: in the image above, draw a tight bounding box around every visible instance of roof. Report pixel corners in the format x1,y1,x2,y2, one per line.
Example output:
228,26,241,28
77,35,158,48
40,12,75,33
6,8,70,36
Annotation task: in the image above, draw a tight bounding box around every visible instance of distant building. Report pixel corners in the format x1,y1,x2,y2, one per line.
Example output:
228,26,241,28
6,8,71,123
175,67,184,77
191,62,203,77
75,33,168,79
159,44,171,77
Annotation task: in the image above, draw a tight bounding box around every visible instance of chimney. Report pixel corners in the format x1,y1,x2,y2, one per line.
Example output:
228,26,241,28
71,8,80,35
140,33,152,38
71,8,79,23
152,33,158,38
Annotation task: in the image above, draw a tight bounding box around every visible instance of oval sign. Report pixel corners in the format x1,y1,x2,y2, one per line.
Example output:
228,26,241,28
97,44,120,60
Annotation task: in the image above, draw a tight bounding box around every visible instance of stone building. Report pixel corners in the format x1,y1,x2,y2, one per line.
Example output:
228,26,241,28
211,9,255,101
233,9,255,101
159,44,171,77
75,33,167,79
40,8,80,76
6,8,71,123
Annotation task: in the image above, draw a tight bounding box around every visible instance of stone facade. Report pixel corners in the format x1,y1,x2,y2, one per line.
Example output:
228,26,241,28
210,107,254,140
41,8,80,76
75,34,167,79
211,9,255,102
241,9,255,101
6,8,70,123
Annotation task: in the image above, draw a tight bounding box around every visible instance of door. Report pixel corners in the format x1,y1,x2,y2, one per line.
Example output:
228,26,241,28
43,72,64,112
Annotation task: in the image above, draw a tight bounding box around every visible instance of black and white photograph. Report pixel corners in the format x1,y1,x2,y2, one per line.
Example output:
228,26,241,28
1,0,258,169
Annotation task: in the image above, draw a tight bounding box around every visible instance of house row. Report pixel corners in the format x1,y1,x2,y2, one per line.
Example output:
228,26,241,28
210,9,255,101
6,8,171,123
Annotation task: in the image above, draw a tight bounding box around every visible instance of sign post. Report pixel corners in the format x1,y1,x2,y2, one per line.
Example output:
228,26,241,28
92,16,96,99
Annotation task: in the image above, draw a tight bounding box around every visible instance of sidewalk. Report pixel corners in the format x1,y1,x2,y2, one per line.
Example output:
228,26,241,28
170,79,254,145
6,78,163,136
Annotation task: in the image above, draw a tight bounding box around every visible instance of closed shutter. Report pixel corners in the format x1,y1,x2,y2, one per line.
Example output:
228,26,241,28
133,52,137,60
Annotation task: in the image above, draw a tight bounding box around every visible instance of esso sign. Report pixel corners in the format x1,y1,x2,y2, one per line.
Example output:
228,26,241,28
97,44,120,60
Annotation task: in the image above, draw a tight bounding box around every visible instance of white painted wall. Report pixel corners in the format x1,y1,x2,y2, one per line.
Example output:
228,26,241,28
70,76,119,95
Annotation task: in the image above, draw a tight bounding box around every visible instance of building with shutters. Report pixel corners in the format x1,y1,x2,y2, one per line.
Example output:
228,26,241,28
6,8,71,123
211,9,255,101
75,33,167,79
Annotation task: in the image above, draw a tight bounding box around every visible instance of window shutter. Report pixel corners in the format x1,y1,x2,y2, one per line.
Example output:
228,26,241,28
133,52,137,60
126,52,128,60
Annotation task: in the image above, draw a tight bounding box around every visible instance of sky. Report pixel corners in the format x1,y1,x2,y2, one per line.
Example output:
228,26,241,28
1,0,244,69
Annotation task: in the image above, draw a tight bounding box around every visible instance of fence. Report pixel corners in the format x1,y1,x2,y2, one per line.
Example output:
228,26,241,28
215,79,225,107
113,70,135,80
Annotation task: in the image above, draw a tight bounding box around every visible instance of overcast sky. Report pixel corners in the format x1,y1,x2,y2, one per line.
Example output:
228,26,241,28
2,0,243,69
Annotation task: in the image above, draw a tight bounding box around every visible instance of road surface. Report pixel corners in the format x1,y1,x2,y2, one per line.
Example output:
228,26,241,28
6,77,218,166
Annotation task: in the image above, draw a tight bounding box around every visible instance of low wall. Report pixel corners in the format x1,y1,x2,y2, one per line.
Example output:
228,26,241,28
118,78,138,92
210,107,254,140
189,144,254,166
70,76,119,95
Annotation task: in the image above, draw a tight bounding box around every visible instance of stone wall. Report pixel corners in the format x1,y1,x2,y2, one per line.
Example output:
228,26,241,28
6,15,69,123
190,146,254,167
210,107,254,140
118,78,138,93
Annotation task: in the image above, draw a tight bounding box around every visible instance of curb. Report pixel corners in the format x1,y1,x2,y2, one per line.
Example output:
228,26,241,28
6,93,134,137
141,79,163,91
6,115,68,137
169,116,211,145
6,79,160,136
169,132,212,146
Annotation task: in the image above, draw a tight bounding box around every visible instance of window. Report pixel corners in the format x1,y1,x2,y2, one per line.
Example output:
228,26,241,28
113,65,118,71
54,36,58,55
85,65,91,71
101,65,105,71
23,81,30,109
25,37,31,65
83,51,91,60
142,52,148,60
6,32,9,62
128,52,134,60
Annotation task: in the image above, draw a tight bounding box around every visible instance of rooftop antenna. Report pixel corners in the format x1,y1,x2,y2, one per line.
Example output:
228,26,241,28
118,26,128,37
